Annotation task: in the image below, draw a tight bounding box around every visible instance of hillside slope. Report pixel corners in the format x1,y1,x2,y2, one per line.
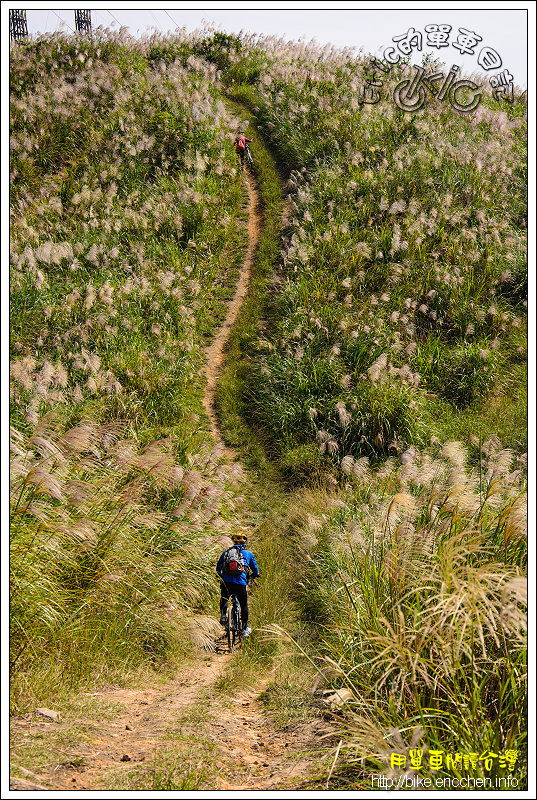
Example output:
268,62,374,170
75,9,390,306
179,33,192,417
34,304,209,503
10,28,527,790
223,37,527,787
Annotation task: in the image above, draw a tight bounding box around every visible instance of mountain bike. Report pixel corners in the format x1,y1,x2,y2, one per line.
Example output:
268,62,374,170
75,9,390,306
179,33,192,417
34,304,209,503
226,593,242,652
244,143,254,171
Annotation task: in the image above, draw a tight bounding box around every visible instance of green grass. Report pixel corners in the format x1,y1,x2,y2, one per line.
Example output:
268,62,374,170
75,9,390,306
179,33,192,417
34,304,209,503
214,96,287,471
225,55,527,466
96,744,214,791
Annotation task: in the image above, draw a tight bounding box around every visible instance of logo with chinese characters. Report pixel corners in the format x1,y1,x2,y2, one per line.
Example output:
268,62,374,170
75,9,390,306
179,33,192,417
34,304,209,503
360,24,517,111
390,748,519,772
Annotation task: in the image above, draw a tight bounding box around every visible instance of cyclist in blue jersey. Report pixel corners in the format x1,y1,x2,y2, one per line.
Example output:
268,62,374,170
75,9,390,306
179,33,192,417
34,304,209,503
216,532,259,637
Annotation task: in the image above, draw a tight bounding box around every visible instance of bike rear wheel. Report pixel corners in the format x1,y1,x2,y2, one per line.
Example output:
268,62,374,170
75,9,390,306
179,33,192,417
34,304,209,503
226,605,234,652
232,603,242,646
227,600,242,652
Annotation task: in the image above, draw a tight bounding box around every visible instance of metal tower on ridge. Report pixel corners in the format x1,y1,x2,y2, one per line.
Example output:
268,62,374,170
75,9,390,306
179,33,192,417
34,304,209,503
75,10,92,33
10,10,28,40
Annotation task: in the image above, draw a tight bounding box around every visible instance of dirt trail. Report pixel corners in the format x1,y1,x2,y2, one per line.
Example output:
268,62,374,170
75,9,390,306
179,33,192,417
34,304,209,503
202,172,261,458
11,653,229,791
10,172,327,792
10,637,325,791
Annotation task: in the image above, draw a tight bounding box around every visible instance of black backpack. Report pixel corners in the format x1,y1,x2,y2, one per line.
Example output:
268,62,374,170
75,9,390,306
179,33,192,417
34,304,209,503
222,546,246,578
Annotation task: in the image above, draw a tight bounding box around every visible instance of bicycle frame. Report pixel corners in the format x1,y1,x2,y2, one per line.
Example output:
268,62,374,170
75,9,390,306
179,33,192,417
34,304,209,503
244,143,254,169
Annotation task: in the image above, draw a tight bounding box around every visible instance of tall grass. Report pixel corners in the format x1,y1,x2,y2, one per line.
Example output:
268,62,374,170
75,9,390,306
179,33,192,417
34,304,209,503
222,42,527,473
10,30,247,438
288,440,527,784
9,410,248,709
10,27,527,787
214,36,527,785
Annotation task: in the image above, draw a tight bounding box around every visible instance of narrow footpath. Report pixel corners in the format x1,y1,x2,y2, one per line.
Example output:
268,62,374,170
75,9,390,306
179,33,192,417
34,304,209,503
202,173,261,457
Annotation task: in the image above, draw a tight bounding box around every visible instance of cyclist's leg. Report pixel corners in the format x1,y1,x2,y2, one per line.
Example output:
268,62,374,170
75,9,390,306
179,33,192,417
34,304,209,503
227,602,234,650
235,584,249,629
231,592,240,628
220,580,231,618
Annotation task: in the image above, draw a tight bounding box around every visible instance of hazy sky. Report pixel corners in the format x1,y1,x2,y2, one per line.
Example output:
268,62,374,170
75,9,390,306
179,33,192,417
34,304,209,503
13,3,532,88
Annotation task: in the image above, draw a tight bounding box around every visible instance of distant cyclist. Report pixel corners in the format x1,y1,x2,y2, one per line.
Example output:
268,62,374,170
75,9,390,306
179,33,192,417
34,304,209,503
217,532,259,637
234,130,253,167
